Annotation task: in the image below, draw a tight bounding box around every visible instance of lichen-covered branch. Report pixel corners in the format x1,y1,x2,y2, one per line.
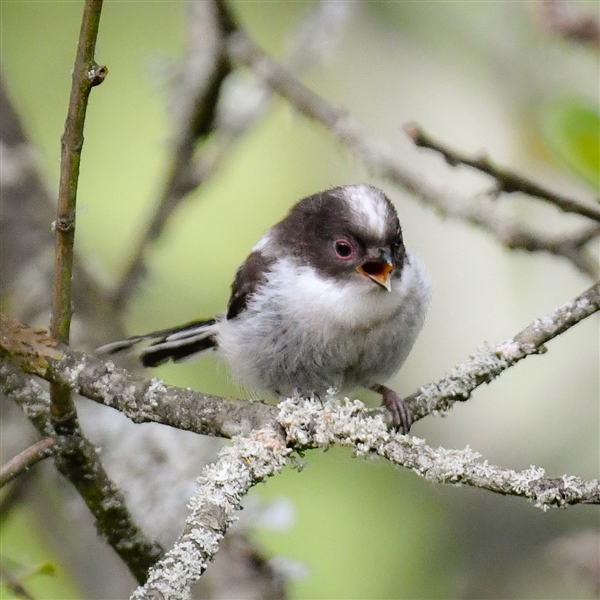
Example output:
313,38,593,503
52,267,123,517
404,123,600,222
226,29,599,278
279,395,600,509
2,275,598,515
2,277,599,596
407,280,600,420
132,386,598,596
0,314,278,439
130,425,290,599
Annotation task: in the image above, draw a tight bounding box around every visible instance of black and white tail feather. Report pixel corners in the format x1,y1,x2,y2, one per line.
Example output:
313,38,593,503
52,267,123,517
97,319,218,367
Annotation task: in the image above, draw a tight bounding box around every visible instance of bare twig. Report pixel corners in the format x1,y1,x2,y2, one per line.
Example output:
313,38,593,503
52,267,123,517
51,0,106,346
226,30,600,279
130,425,290,599
0,438,55,488
50,0,105,435
404,123,600,222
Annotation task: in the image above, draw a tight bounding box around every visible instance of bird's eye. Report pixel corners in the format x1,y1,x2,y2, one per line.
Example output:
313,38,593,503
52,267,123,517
334,239,354,260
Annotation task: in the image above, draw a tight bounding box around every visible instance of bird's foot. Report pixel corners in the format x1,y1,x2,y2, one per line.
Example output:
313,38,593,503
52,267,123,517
372,384,412,434
287,388,323,405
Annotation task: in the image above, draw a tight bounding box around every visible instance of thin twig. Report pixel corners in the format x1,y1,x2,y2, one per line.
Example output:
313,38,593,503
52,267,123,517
404,123,600,222
50,0,106,435
226,30,599,279
0,438,55,488
51,0,106,345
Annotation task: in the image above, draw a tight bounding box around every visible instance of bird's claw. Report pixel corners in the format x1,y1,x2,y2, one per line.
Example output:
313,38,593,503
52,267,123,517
373,385,412,434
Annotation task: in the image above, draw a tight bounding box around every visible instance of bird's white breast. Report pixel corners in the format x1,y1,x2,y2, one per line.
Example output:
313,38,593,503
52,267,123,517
216,250,430,397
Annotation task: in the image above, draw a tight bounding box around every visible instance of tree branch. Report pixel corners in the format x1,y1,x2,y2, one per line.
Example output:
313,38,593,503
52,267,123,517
127,392,598,597
112,0,352,309
279,395,600,509
130,425,290,599
404,123,600,222
0,314,278,439
113,0,233,309
226,29,599,279
408,280,600,420
0,438,55,488
2,282,598,442
0,361,164,583
3,276,598,596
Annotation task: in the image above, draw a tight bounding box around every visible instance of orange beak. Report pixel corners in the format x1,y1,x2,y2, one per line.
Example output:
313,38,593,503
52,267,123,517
357,250,394,291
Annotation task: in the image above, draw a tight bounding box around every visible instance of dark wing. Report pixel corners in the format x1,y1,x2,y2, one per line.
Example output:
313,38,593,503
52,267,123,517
227,251,275,320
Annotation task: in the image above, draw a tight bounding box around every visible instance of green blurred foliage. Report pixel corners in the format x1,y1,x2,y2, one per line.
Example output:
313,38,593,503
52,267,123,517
1,504,82,599
541,98,600,190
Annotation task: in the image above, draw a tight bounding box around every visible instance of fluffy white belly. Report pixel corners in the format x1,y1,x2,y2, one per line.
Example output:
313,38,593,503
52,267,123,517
217,252,430,397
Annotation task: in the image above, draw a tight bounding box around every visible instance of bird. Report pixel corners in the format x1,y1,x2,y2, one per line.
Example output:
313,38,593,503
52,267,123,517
98,184,431,433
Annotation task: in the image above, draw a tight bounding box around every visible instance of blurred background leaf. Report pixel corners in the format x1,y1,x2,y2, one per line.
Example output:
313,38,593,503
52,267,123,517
541,97,600,190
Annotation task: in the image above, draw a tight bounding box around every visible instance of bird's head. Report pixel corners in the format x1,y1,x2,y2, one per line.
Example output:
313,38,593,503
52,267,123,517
273,184,406,292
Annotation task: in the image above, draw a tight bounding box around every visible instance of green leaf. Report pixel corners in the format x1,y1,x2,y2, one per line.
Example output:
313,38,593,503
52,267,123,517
32,562,57,577
540,98,600,191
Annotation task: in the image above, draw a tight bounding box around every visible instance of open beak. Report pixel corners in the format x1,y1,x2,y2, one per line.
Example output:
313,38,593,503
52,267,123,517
357,249,394,291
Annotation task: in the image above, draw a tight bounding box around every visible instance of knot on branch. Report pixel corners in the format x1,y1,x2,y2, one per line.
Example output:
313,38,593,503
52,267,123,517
54,214,76,233
87,62,108,86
